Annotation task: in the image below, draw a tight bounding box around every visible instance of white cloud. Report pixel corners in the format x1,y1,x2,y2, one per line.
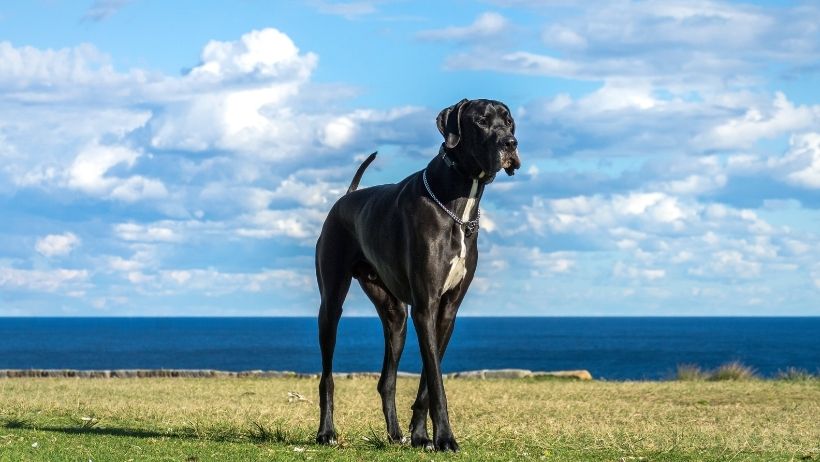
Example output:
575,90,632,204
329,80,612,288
418,12,509,41
121,267,313,296
544,24,587,50
0,41,156,104
440,1,820,97
147,29,319,156
82,0,134,22
614,261,666,281
445,50,577,77
322,116,358,149
3,11,819,316
309,0,380,19
115,222,183,243
66,142,167,202
35,233,81,257
269,177,342,207
777,132,820,189
690,250,762,279
237,208,326,240
578,80,659,111
514,81,737,159
481,245,576,278
720,131,820,190
191,29,315,82
108,256,146,272
509,186,804,288
0,27,431,228
0,267,88,292
697,92,820,149
647,156,728,196
527,192,693,236
109,175,168,202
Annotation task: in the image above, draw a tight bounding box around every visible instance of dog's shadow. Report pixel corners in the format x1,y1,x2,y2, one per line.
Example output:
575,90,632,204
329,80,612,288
3,419,427,452
2,420,315,446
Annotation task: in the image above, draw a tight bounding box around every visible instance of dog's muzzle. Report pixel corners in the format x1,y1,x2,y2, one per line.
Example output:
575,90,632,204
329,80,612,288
499,136,521,176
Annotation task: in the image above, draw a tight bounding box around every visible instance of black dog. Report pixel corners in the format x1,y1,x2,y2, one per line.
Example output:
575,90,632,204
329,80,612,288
315,99,520,452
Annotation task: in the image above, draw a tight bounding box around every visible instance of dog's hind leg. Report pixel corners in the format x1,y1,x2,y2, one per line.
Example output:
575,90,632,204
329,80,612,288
315,226,355,445
357,271,408,443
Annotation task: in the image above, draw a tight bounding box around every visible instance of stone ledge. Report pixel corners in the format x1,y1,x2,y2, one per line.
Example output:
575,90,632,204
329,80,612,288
445,369,593,380
0,368,592,380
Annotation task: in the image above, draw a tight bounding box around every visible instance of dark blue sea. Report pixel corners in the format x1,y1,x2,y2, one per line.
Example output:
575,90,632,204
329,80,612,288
0,317,817,380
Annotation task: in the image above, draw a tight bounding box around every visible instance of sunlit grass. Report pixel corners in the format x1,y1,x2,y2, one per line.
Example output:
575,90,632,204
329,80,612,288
1,377,818,461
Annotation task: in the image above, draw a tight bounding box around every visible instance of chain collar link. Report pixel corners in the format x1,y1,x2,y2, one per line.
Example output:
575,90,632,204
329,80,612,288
422,169,480,236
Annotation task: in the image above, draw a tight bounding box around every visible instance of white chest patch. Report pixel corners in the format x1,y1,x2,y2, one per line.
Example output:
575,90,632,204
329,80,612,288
442,179,479,294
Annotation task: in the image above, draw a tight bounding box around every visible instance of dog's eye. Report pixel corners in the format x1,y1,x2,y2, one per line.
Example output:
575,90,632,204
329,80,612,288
476,116,489,126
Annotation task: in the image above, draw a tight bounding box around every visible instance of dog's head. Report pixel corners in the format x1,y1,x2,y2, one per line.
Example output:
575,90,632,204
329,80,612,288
437,98,521,179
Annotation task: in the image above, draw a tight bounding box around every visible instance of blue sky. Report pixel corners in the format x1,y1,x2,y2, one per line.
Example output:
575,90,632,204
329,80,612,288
1,0,819,316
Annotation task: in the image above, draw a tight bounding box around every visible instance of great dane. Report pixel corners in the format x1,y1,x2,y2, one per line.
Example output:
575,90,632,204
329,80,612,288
315,98,520,452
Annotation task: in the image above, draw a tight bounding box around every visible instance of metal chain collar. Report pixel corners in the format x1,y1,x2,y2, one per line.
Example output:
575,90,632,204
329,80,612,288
422,169,481,236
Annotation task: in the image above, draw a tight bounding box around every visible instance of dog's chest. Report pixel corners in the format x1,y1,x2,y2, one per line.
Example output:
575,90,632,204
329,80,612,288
442,180,479,294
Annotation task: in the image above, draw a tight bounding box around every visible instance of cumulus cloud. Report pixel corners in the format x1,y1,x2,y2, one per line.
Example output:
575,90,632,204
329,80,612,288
526,192,694,237
0,28,422,177
777,132,820,189
147,29,319,156
190,28,316,82
236,208,327,240
0,26,431,231
35,233,81,257
696,92,820,150
505,187,794,285
66,142,167,201
143,29,427,162
0,41,150,102
4,12,819,316
513,82,727,160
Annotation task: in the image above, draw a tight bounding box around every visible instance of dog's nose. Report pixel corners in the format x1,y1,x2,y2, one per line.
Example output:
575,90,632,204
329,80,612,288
501,136,518,151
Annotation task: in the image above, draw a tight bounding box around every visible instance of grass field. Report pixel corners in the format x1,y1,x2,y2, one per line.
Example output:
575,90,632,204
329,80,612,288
1,376,818,461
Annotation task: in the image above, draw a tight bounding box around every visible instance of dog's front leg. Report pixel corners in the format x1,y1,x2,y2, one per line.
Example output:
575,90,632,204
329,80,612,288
411,303,459,452
409,288,464,448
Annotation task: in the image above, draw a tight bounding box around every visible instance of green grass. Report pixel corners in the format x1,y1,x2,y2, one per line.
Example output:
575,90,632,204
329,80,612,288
1,377,818,461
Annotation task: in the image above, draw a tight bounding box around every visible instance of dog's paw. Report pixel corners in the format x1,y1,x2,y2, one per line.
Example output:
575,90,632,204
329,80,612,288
411,434,433,451
387,431,404,444
434,435,459,452
315,431,337,445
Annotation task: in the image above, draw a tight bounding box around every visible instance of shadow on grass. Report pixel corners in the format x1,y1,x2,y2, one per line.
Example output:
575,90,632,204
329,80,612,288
2,420,314,446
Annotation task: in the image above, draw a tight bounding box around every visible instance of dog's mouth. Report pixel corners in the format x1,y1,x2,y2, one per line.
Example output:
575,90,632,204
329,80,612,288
500,149,521,176
495,135,520,176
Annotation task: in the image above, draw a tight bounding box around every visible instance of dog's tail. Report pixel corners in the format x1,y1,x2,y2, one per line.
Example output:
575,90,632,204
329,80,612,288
346,151,377,194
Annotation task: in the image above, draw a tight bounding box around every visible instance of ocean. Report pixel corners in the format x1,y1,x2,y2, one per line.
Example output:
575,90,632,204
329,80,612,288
0,317,817,380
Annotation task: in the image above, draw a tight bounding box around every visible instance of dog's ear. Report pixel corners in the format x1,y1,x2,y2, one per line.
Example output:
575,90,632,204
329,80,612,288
437,99,469,149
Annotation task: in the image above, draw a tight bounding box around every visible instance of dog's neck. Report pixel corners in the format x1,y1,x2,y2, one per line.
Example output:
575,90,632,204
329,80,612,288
424,152,486,222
